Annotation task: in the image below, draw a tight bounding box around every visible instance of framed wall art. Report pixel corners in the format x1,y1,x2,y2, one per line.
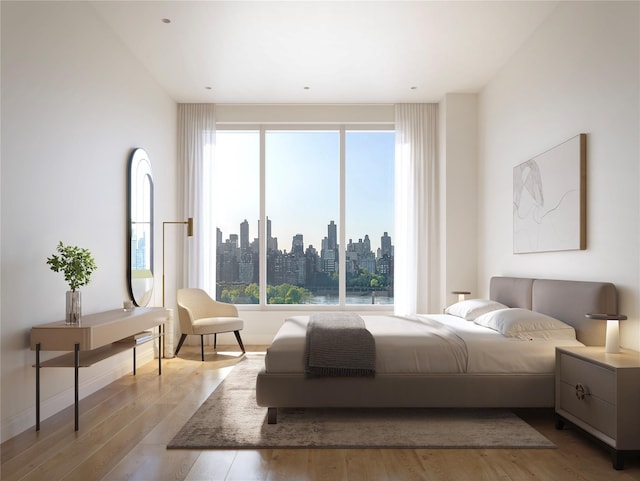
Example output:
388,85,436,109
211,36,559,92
513,133,586,254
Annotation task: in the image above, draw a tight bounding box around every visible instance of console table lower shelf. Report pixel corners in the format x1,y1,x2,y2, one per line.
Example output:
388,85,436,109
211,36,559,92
31,307,168,431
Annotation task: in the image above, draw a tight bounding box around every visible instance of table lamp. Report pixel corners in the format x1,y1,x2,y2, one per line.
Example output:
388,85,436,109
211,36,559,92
585,313,627,353
451,291,471,303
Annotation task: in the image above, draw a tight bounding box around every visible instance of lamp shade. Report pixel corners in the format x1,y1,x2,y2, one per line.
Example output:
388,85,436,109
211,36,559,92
584,313,627,321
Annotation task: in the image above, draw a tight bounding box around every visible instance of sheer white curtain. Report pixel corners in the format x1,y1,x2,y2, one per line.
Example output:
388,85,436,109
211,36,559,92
177,103,216,292
394,103,440,316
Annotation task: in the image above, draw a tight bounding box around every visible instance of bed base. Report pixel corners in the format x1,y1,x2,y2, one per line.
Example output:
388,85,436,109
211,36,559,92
257,371,554,424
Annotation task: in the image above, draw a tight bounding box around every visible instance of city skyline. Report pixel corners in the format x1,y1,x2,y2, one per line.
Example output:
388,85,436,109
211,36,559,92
216,217,393,256
216,216,394,304
212,130,395,254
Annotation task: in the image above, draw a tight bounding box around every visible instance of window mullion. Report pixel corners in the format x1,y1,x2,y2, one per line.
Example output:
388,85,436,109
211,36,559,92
339,126,346,306
259,126,267,306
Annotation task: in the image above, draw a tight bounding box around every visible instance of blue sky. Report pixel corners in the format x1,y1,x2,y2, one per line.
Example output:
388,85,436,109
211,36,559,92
213,130,394,252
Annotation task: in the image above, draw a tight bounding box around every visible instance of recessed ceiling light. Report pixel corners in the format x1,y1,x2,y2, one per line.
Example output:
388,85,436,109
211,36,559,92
205,86,212,90
303,86,310,90
410,86,418,90
161,18,171,24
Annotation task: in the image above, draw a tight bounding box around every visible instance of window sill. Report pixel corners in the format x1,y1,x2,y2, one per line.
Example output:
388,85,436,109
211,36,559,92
236,304,394,313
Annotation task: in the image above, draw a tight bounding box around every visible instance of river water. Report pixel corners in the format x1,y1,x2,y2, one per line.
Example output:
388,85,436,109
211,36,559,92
310,294,393,305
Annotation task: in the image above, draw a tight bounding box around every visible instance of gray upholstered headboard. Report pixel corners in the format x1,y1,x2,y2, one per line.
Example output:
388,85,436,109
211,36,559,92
490,276,617,346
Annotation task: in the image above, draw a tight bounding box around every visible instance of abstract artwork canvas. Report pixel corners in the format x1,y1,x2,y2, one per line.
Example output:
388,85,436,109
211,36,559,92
513,134,586,254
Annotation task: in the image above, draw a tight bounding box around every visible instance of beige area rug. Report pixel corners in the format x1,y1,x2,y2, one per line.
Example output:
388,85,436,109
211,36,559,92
167,354,555,450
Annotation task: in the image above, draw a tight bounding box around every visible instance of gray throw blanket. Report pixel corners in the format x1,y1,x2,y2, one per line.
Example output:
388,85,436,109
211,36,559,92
304,313,376,377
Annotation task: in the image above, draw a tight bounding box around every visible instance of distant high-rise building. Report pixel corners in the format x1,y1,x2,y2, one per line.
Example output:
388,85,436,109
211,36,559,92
239,251,254,283
219,235,239,282
360,252,377,275
291,234,304,254
240,219,249,251
346,247,359,275
251,238,259,254
377,254,393,275
327,220,337,249
322,248,337,273
381,232,392,257
229,234,238,250
263,217,278,251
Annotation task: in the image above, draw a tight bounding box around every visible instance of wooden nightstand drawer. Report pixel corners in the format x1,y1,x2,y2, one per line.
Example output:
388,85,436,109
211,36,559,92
557,379,616,439
558,353,616,405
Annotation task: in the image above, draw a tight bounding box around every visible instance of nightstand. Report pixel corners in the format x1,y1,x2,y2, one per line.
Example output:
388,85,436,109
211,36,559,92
555,346,640,470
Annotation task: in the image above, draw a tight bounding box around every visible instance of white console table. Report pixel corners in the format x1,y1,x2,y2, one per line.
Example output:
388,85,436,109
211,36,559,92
30,307,168,431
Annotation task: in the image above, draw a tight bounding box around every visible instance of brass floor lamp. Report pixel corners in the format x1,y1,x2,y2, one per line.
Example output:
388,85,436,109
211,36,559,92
162,217,194,356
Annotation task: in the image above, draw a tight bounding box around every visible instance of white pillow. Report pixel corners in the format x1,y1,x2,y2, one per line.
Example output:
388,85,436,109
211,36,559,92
473,308,576,340
444,299,508,321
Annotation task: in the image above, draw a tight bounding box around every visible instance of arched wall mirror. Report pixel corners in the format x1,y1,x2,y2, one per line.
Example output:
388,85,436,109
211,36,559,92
127,148,154,307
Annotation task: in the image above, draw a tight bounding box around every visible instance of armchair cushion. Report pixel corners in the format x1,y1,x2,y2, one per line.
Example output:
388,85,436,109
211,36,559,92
191,317,244,336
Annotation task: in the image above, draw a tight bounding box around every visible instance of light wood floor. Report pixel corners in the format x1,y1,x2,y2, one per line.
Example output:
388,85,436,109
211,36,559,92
2,345,639,481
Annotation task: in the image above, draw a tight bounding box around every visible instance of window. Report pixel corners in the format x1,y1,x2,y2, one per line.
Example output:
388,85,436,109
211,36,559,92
345,131,394,305
211,131,260,303
266,130,340,304
212,127,394,307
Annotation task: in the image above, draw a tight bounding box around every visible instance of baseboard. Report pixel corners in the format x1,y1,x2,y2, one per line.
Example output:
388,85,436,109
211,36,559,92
0,345,156,443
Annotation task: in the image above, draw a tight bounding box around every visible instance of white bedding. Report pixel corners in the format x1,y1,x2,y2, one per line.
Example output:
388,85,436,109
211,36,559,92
265,314,585,375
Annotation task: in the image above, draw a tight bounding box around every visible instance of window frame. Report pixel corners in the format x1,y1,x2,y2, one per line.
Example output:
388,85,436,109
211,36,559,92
214,123,394,311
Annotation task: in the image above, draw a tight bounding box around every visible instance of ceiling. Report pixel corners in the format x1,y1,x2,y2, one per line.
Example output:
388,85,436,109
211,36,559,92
91,1,558,104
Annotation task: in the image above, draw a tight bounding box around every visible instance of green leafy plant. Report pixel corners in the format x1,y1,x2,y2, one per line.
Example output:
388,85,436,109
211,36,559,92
46,241,97,292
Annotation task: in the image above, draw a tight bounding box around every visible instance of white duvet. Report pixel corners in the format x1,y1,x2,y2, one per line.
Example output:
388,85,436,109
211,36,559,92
264,314,584,375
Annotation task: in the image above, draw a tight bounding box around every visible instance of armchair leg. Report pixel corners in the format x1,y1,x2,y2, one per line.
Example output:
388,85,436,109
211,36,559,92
214,333,217,350
175,334,188,357
200,334,205,361
234,331,246,353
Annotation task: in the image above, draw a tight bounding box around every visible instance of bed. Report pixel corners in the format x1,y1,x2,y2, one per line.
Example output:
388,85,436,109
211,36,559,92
256,276,617,423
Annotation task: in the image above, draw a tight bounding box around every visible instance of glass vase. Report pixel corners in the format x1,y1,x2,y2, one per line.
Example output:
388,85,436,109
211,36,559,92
66,290,81,325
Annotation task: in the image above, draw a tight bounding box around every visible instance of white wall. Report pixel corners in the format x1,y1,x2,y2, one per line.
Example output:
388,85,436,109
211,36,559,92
440,93,478,308
1,1,177,440
216,104,394,125
477,1,640,349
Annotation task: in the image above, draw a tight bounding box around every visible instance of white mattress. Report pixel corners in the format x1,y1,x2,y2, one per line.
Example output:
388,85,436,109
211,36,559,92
265,314,585,375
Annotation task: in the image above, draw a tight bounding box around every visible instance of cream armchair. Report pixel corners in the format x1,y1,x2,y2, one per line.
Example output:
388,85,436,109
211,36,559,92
175,288,245,361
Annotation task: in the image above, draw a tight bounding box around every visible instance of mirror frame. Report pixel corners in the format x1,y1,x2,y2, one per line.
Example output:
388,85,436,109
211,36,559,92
127,148,154,307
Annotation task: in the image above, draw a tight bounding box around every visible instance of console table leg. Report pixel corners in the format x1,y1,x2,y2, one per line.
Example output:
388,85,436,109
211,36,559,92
74,343,79,431
159,322,163,375
133,346,137,375
36,343,41,431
